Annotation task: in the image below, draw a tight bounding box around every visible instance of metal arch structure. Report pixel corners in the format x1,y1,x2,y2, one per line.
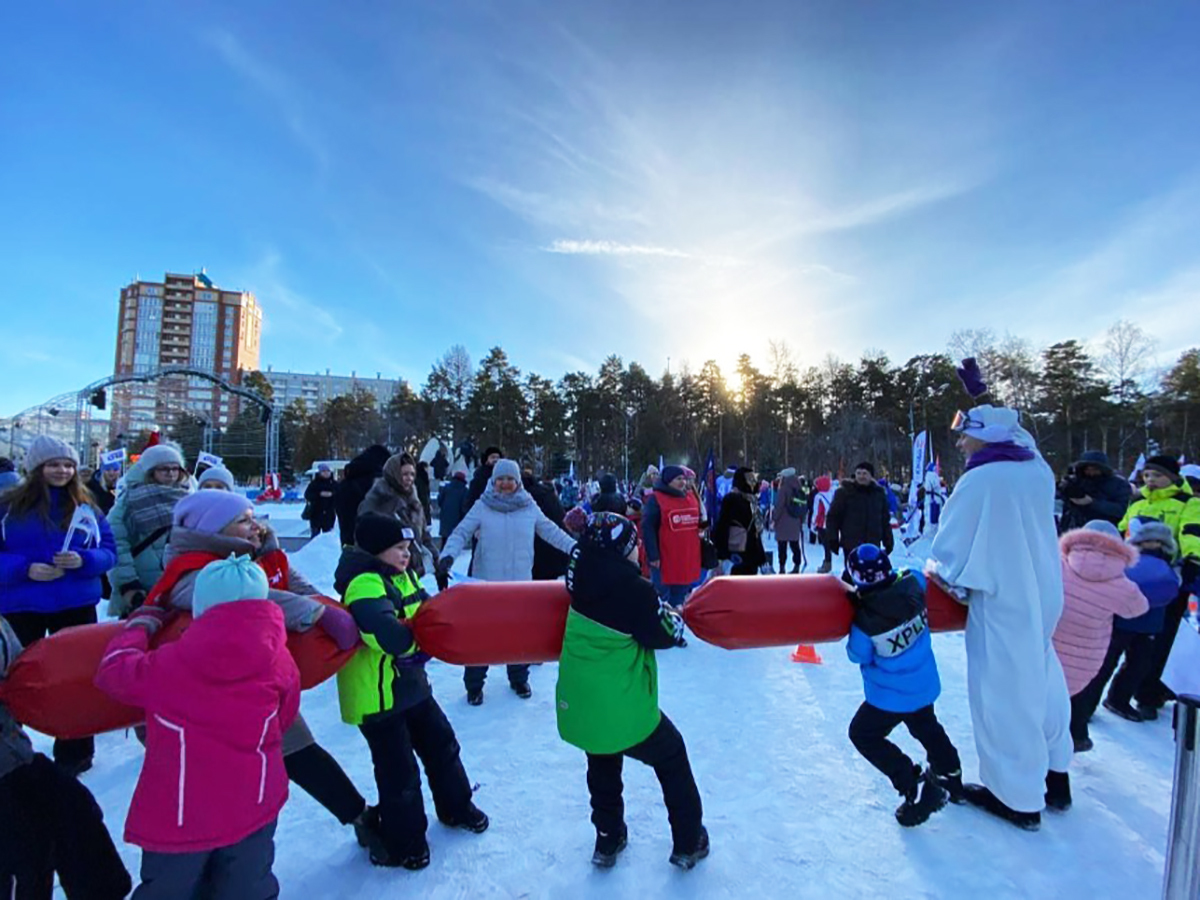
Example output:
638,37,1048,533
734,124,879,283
73,366,279,477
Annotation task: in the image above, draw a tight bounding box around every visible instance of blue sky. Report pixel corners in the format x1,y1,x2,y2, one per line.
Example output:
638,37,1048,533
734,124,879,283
3,0,1199,416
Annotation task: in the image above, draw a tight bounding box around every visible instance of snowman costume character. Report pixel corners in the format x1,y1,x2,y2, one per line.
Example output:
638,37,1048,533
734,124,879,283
928,386,1072,824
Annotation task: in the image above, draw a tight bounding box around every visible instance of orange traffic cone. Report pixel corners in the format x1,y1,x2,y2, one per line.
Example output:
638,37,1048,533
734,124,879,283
791,644,823,664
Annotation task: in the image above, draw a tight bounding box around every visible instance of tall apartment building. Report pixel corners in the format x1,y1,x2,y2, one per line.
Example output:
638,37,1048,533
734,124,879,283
261,366,400,411
111,271,262,436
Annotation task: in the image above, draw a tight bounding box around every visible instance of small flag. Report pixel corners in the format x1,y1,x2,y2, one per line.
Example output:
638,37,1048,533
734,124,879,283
62,504,101,553
101,448,126,467
1129,452,1146,484
197,451,224,469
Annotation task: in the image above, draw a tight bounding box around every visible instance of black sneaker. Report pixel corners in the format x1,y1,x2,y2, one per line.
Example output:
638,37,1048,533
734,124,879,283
441,804,489,834
1045,771,1071,812
895,768,948,827
1073,736,1094,754
1136,704,1160,721
1103,698,1144,722
962,784,1040,831
933,768,966,805
512,683,532,700
370,843,430,870
467,690,484,706
669,826,710,870
353,806,386,857
592,827,628,868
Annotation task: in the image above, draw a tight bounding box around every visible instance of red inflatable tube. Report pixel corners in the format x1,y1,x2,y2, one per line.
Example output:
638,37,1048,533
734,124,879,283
0,596,357,740
410,574,966,665
682,573,968,650
411,580,571,666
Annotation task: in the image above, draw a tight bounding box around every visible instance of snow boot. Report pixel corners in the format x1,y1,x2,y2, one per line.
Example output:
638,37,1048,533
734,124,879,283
669,826,710,870
817,560,832,574
895,767,947,827
1136,704,1160,721
467,689,484,706
370,841,431,871
440,804,489,834
1044,771,1071,812
353,806,387,858
933,767,966,805
511,683,532,700
1103,698,1143,722
962,784,1040,831
592,827,628,868
1073,736,1094,754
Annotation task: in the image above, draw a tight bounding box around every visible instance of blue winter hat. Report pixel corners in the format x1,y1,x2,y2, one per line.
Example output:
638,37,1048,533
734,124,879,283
193,554,270,618
846,544,896,590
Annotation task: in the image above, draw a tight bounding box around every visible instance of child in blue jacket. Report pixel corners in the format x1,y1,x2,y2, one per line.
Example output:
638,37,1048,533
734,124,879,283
845,544,962,826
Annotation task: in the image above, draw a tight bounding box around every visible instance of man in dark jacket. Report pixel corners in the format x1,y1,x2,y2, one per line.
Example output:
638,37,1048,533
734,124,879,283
826,462,894,564
525,470,570,580
465,446,503,514
1057,450,1131,533
437,472,469,544
336,445,392,547
591,473,627,514
304,464,339,537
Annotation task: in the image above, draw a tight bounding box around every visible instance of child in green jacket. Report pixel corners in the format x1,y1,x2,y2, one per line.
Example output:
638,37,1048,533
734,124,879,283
557,512,708,870
333,513,487,870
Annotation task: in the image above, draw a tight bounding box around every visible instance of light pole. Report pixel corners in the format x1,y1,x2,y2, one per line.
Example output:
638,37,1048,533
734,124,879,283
785,411,793,464
623,406,636,485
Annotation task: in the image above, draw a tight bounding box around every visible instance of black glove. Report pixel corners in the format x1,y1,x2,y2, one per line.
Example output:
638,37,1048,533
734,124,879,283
1183,559,1200,594
435,570,450,592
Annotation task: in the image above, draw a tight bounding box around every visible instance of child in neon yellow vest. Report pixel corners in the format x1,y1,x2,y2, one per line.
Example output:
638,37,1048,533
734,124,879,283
334,512,486,870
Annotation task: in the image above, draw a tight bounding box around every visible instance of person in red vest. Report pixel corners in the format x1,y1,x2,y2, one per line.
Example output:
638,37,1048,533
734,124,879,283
144,491,388,859
642,465,702,607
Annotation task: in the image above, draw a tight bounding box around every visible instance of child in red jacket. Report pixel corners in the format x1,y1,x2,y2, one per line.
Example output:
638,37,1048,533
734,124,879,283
96,555,301,899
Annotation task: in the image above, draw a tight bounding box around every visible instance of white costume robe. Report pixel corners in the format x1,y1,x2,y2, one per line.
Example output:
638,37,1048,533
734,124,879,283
930,454,1073,812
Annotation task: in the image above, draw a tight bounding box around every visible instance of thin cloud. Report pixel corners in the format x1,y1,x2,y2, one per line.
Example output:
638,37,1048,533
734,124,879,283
544,239,692,259
202,29,329,171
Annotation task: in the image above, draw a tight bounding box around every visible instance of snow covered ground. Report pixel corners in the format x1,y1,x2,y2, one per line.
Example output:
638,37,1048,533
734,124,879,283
34,509,1174,898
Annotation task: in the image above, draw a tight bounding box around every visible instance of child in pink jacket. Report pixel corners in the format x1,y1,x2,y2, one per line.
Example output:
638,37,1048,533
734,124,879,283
95,555,301,900
1051,520,1147,752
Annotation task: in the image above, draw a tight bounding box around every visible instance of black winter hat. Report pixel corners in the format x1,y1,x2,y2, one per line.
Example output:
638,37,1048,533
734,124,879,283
482,446,504,464
598,473,618,494
584,512,640,560
1144,455,1181,479
1074,450,1112,474
854,461,876,477
355,512,415,556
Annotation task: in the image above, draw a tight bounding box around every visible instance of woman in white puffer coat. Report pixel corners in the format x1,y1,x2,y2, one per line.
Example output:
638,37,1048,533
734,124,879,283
437,459,576,705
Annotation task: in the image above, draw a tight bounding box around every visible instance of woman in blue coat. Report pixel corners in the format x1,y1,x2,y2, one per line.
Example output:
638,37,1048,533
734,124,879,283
0,436,116,774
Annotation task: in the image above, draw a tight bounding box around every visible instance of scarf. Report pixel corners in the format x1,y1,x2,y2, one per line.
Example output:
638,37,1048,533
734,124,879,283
124,482,190,541
384,475,426,533
481,482,534,513
965,441,1036,472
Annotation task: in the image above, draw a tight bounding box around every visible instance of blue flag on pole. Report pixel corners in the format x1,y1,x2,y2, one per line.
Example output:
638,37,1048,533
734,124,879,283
701,447,718,530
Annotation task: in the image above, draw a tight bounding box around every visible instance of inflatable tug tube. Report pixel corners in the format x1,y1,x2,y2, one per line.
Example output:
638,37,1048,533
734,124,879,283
411,574,966,664
0,596,356,740
681,574,968,650
411,580,571,666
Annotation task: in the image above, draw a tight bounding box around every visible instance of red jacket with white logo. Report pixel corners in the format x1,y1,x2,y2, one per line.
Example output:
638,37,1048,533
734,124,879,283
647,489,702,586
